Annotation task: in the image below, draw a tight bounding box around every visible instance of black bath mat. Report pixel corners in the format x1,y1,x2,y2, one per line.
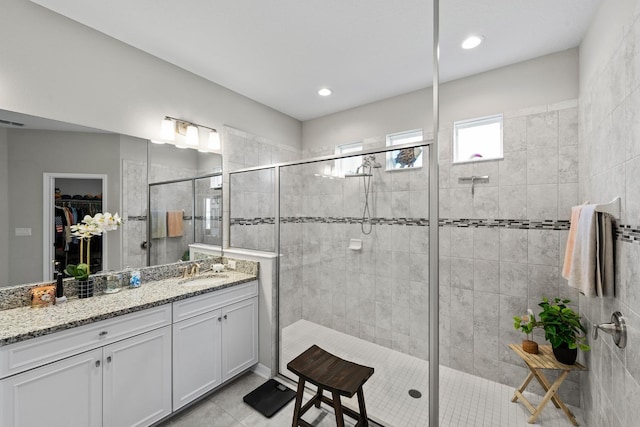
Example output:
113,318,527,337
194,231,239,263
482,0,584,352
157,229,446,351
243,379,296,418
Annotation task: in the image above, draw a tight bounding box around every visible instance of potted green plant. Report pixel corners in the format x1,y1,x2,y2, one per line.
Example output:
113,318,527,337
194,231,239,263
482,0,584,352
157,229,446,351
537,297,590,364
513,309,542,354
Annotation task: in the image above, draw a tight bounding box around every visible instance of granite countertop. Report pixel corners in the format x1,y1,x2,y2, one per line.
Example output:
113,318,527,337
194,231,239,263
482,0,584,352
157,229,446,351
0,270,256,347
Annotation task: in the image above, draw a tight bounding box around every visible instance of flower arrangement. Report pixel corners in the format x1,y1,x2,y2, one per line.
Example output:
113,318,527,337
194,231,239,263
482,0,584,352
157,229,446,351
513,308,542,342
513,298,590,360
65,212,122,280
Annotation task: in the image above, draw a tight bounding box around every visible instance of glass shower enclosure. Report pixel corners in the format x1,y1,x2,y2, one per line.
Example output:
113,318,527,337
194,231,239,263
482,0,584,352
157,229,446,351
230,142,435,426
148,173,222,265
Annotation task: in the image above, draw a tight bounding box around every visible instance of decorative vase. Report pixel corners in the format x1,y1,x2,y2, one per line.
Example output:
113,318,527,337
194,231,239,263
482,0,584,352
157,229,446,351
552,343,577,365
522,339,539,354
77,278,94,299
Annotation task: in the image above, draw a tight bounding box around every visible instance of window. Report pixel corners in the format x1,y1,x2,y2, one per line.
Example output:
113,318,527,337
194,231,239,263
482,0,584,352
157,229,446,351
386,129,424,170
335,141,363,177
453,114,503,163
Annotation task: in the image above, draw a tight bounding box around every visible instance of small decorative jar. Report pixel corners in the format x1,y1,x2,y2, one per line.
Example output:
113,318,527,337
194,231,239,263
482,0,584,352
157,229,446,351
522,339,539,354
104,273,122,294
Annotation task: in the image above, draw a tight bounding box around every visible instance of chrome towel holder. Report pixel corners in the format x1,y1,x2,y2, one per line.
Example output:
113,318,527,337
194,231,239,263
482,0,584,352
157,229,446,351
458,175,489,196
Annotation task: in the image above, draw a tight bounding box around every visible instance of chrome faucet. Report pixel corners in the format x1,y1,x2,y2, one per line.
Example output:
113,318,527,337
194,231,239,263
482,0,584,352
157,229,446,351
181,263,201,278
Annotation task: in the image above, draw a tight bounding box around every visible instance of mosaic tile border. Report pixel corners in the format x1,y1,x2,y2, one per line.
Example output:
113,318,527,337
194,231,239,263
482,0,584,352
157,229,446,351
231,216,640,245
616,224,640,244
230,216,572,230
126,215,194,221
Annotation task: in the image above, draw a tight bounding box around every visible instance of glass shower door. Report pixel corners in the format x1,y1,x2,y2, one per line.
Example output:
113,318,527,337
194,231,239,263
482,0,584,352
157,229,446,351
148,179,194,265
277,144,432,426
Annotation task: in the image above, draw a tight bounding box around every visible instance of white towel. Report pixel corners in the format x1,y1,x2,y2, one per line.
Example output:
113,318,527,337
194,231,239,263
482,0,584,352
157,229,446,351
567,204,615,297
151,210,167,238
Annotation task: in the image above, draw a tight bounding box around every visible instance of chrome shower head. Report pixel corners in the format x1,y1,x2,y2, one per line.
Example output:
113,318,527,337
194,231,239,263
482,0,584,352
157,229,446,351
367,154,382,168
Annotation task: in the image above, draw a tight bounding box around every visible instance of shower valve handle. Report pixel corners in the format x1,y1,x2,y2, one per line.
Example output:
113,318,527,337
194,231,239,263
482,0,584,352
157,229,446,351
592,311,626,349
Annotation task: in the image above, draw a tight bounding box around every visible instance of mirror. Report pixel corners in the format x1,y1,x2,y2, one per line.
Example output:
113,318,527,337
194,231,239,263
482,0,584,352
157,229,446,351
0,109,222,287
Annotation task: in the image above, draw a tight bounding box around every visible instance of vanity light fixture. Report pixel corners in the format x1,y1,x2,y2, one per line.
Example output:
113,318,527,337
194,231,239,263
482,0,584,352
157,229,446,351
318,88,332,97
461,35,483,50
160,117,176,140
208,129,221,150
185,124,199,146
159,116,221,151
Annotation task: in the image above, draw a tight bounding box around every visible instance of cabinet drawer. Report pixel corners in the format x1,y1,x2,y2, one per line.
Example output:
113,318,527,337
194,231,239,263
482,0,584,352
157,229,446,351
173,281,258,322
0,304,171,379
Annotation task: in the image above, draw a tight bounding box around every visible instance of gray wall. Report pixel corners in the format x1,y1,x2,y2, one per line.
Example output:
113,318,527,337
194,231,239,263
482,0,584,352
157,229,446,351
579,1,640,425
0,129,8,286
303,48,579,151
7,130,120,285
0,0,301,149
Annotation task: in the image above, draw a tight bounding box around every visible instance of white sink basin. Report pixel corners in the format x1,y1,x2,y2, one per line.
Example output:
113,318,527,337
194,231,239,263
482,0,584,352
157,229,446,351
178,274,229,287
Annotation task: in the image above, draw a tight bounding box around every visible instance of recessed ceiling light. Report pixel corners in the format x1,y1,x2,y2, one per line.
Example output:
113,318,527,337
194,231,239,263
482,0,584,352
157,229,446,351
461,35,484,50
318,88,332,97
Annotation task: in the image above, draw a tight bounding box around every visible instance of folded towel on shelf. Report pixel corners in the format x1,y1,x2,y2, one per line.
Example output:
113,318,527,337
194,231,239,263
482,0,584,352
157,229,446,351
167,210,184,237
151,210,167,239
566,204,615,297
562,205,583,280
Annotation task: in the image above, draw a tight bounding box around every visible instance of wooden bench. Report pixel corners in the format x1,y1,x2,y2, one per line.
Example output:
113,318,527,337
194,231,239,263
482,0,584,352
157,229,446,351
509,343,587,425
287,345,374,427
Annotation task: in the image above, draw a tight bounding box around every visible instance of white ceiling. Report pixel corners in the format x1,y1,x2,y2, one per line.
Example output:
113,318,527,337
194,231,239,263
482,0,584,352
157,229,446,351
30,0,600,122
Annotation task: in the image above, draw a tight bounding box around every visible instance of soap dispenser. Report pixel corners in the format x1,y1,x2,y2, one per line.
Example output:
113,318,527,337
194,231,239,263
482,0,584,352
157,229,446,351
53,261,67,304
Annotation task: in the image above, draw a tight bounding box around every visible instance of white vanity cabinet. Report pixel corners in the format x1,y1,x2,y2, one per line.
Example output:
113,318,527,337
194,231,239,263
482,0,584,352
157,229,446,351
0,305,173,427
0,348,103,427
172,280,258,410
102,326,172,427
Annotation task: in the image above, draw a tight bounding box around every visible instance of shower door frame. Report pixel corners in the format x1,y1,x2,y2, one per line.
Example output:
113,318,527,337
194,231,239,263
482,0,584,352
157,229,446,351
147,172,223,265
229,140,439,425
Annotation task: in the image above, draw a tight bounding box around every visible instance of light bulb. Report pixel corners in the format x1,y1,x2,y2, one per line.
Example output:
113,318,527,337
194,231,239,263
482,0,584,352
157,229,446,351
185,124,199,146
208,130,221,150
461,35,483,50
160,118,175,140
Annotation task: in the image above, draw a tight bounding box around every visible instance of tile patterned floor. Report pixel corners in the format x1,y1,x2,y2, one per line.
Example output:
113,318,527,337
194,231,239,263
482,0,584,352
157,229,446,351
158,319,585,426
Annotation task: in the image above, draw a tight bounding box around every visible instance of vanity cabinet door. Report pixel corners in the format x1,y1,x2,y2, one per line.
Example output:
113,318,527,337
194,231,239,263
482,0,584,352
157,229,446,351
0,348,102,427
103,326,172,427
172,309,222,411
221,296,258,382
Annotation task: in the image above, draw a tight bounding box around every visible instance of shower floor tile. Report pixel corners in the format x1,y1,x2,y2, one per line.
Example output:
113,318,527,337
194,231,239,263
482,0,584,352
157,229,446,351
281,319,585,427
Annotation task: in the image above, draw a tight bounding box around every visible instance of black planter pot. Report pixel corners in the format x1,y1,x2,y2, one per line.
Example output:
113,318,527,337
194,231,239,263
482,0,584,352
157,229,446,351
552,343,578,365
77,279,94,299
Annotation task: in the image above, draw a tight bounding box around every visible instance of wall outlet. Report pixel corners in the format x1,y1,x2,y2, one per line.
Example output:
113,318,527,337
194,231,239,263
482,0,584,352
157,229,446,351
15,227,32,236
228,260,236,270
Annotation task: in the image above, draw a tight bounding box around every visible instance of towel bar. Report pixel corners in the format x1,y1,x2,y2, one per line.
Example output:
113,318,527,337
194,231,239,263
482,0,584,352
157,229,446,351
593,197,621,219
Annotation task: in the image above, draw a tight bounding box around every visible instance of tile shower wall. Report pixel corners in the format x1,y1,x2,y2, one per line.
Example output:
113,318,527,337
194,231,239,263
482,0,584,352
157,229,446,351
280,100,583,407
122,155,207,268
278,152,431,359
225,126,300,251
578,6,640,426
122,159,148,268
439,100,582,407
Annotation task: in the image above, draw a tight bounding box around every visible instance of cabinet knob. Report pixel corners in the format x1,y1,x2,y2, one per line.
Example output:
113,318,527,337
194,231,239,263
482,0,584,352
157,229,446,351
223,314,228,320
99,331,108,337
107,356,112,363
218,317,222,322
95,360,101,368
